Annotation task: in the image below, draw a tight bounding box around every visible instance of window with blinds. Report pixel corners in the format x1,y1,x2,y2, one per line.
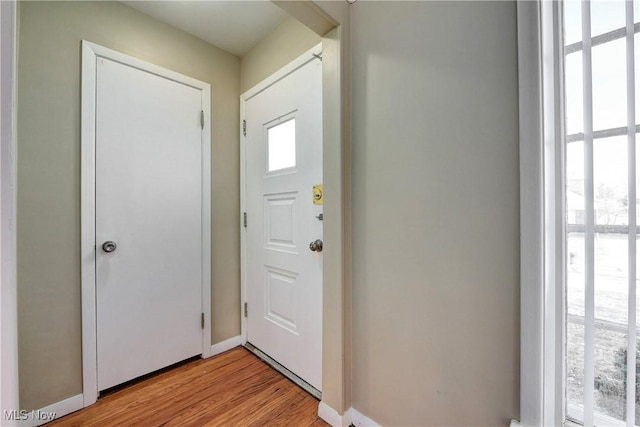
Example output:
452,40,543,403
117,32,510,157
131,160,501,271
564,0,640,425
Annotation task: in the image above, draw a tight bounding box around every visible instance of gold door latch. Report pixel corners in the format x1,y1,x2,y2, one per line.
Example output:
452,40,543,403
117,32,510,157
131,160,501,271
313,184,323,205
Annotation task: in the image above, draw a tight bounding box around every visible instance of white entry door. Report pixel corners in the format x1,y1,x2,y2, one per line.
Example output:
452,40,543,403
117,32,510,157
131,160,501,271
244,50,323,391
95,56,204,391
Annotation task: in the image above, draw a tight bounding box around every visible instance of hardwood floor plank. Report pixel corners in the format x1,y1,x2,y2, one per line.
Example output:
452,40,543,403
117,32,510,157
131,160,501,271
155,365,284,426
244,386,310,427
48,348,328,427
94,354,263,426
201,378,300,426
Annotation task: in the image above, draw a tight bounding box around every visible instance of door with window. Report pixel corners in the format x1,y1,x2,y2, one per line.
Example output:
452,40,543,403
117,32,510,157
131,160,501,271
243,52,323,392
563,1,640,424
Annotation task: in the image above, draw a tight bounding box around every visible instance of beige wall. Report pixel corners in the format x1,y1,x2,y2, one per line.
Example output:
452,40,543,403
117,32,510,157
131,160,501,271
17,1,240,410
350,1,520,425
240,16,321,93
16,1,521,422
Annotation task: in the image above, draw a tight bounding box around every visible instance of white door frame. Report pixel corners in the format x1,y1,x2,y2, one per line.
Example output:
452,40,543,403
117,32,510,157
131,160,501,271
0,0,19,417
240,43,323,346
80,41,212,407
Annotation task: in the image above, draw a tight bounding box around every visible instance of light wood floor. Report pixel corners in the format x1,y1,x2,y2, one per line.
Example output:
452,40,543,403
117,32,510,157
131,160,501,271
49,347,329,427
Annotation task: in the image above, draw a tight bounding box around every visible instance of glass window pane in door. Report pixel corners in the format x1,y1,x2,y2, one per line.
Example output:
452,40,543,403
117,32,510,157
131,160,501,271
267,119,296,172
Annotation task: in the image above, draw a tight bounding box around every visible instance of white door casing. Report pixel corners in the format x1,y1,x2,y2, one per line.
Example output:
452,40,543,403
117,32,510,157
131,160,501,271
0,0,19,417
81,41,211,403
242,45,323,391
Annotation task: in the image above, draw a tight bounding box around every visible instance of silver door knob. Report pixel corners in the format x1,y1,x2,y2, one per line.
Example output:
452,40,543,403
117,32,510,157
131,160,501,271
309,239,323,252
102,241,117,253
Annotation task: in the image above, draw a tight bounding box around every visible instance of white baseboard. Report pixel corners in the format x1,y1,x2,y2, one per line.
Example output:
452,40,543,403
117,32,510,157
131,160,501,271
318,402,381,427
349,407,381,427
318,401,349,427
12,393,83,427
209,335,242,357
509,420,522,427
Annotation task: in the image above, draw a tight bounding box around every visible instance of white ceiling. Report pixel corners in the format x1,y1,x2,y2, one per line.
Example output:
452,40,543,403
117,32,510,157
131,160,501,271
122,1,289,57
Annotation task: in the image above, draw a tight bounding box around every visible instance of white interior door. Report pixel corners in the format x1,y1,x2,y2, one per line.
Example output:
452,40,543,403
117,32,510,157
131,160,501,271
95,56,204,391
244,53,323,391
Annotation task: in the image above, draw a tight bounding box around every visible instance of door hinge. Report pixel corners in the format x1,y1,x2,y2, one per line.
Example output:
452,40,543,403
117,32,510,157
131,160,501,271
201,312,205,329
200,110,204,129
242,120,246,137
243,212,247,228
244,302,248,318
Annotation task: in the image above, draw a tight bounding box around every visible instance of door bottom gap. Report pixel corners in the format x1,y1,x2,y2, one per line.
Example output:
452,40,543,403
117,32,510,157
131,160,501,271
98,354,201,398
244,342,321,400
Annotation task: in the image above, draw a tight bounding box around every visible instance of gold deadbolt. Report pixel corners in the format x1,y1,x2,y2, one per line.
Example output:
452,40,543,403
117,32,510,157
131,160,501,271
313,185,323,205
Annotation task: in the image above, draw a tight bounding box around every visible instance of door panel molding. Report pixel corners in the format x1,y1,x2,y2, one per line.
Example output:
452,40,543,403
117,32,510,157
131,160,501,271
80,41,211,407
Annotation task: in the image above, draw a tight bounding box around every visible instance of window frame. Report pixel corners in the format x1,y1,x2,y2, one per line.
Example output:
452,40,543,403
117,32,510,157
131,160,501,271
519,1,640,426
517,0,565,425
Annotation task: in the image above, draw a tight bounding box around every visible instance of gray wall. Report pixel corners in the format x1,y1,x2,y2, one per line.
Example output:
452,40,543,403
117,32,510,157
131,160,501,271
17,1,240,410
350,2,520,425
